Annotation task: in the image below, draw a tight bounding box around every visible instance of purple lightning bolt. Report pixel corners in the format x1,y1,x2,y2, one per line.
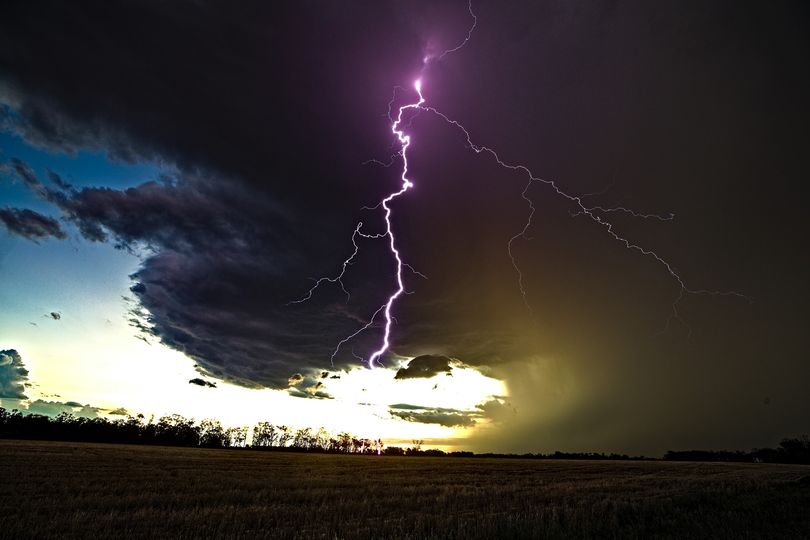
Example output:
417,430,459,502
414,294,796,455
364,79,425,367
296,80,425,369
292,0,748,371
287,222,385,306
296,2,476,368
416,104,750,328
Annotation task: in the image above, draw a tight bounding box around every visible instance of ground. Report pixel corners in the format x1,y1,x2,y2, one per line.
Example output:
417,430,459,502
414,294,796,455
1,440,809,539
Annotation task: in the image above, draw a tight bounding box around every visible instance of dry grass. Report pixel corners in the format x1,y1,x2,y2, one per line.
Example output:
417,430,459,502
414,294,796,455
1,439,809,539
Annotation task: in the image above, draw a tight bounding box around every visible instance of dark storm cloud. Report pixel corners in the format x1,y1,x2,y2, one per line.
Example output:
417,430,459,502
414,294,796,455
188,378,216,388
390,403,477,427
2,159,403,388
392,408,476,428
0,0,434,389
0,349,29,399
389,398,513,427
394,354,453,379
0,207,66,241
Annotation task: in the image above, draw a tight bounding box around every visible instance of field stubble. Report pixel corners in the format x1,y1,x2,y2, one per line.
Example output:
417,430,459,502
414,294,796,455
1,440,809,539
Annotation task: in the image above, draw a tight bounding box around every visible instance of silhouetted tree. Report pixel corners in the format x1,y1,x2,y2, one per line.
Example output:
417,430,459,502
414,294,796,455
199,419,228,448
778,435,810,463
336,432,353,453
155,415,200,446
292,427,314,449
276,425,292,447
251,422,277,448
314,427,330,451
227,426,249,448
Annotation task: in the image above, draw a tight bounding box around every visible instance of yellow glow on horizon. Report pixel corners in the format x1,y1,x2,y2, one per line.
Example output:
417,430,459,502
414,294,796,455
3,324,508,449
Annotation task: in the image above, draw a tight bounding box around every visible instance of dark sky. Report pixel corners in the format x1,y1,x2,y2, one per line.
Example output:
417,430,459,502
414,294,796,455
1,0,808,454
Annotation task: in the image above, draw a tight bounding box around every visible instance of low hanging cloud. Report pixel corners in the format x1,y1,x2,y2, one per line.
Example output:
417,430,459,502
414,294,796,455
188,377,216,388
286,373,333,400
391,407,477,428
388,398,514,428
0,349,29,399
394,355,454,380
389,403,479,427
0,207,66,241
24,399,100,419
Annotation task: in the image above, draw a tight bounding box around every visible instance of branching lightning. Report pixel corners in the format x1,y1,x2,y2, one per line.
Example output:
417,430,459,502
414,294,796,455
418,104,750,328
286,222,385,306
361,79,425,367
290,0,749,370
294,80,426,368
571,206,675,222
436,0,477,61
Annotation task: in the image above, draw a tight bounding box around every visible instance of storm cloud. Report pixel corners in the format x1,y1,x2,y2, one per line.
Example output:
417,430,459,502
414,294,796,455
0,207,65,241
394,355,454,380
389,398,513,428
0,349,29,399
392,408,477,428
188,378,216,388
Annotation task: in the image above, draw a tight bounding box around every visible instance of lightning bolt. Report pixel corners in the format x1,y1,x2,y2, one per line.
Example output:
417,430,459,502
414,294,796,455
292,0,749,370
361,79,426,366
292,81,426,368
417,104,750,328
436,0,477,61
286,222,384,306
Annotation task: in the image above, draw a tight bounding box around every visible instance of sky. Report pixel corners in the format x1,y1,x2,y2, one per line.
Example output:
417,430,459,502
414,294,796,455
0,0,808,456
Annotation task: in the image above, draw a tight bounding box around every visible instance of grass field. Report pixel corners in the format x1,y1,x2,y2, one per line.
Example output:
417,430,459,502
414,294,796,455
2,440,809,539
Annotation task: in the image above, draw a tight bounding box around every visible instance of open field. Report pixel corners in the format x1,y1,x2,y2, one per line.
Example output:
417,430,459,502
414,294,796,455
1,440,809,539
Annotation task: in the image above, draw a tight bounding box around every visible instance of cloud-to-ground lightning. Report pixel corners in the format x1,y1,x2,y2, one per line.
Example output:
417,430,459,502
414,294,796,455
301,5,478,368
292,0,748,371
325,80,427,368
363,79,425,367
290,81,426,368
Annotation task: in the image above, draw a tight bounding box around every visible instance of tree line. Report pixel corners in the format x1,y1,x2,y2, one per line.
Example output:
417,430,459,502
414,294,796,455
2,407,808,463
0,407,397,453
663,435,810,465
